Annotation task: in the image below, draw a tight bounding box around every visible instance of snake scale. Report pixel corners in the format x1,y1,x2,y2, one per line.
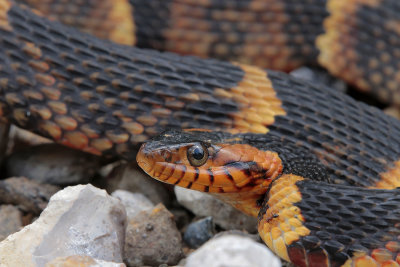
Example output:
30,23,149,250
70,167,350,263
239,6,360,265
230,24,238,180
1,0,400,266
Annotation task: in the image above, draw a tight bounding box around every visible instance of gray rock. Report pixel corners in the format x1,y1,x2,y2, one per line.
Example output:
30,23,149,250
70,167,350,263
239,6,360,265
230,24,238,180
0,177,60,214
175,187,257,233
105,163,170,206
111,190,154,220
0,184,127,267
183,217,215,249
124,203,183,266
0,205,22,241
45,255,126,267
185,235,281,267
290,67,347,93
0,122,9,165
4,144,101,185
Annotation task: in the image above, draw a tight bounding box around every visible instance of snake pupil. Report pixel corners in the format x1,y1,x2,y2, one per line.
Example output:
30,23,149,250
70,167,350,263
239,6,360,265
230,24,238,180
187,143,208,167
192,147,204,160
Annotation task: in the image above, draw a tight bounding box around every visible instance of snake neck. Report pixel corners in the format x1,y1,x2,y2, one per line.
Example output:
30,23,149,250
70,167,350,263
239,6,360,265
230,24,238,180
242,133,331,182
214,135,331,217
280,154,330,183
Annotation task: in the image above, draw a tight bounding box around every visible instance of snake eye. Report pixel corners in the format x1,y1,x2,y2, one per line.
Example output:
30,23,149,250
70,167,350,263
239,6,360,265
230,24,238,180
187,143,208,167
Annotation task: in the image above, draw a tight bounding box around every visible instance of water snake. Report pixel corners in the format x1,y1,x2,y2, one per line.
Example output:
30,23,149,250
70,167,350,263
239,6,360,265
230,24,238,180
1,0,400,266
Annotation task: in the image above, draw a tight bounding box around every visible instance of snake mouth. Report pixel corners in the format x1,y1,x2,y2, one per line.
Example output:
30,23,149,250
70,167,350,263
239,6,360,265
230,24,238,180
136,144,160,179
137,141,187,183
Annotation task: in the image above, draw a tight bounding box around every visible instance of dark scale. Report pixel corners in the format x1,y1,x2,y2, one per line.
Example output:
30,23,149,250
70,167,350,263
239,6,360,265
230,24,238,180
130,0,172,49
288,181,400,266
353,0,400,104
201,0,250,62
281,0,328,67
131,0,329,70
240,133,329,182
268,71,400,187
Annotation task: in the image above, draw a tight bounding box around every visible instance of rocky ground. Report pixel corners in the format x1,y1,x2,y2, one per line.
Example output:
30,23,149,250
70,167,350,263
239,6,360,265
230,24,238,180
0,68,385,267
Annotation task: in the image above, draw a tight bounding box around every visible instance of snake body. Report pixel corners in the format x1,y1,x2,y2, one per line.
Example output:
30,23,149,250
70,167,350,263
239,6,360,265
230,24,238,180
16,0,400,106
1,1,400,266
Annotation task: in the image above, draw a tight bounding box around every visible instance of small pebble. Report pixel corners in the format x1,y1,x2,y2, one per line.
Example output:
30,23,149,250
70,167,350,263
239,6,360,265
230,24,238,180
185,235,281,267
0,177,59,214
4,144,101,185
0,205,22,241
175,187,257,232
105,163,171,206
183,217,215,249
0,184,127,266
124,203,183,266
111,190,154,220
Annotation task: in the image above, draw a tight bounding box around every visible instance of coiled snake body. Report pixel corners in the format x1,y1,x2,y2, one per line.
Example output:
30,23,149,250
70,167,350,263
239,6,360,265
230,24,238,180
1,0,400,266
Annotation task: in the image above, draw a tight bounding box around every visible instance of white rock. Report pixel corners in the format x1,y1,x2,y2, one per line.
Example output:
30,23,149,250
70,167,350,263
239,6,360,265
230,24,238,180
175,187,257,232
111,190,154,219
0,184,127,267
185,235,281,267
45,255,126,267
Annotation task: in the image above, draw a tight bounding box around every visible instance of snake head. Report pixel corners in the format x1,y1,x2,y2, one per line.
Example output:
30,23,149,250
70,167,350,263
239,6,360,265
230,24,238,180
137,129,283,196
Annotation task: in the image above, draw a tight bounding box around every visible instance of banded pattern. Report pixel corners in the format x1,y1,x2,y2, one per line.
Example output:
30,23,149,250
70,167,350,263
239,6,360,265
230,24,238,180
259,175,400,266
17,0,400,104
0,1,284,158
132,0,327,71
267,71,400,188
317,0,400,104
19,0,328,71
17,0,136,45
132,0,400,105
